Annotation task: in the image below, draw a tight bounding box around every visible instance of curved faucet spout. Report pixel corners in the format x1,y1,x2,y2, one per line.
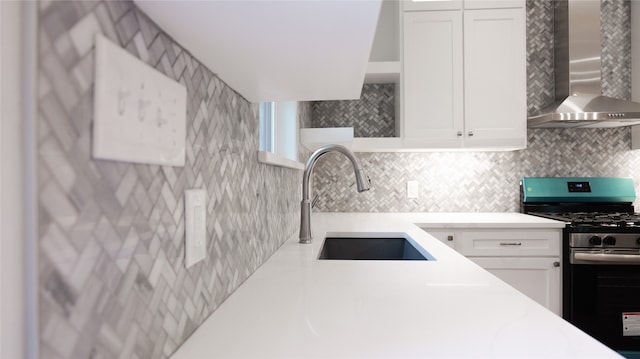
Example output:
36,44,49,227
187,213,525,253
299,144,370,244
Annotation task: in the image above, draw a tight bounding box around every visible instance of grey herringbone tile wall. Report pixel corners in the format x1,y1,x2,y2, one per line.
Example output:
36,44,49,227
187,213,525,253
311,84,396,137
312,128,640,212
311,0,640,213
602,0,631,99
37,1,307,358
526,0,554,114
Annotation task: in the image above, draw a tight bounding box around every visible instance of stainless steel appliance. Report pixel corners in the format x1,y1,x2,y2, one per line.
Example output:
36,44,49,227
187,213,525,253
521,177,640,357
527,0,640,128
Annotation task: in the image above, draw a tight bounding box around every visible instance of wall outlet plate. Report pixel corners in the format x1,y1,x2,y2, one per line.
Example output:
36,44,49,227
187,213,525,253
185,189,207,268
407,180,419,199
93,34,187,166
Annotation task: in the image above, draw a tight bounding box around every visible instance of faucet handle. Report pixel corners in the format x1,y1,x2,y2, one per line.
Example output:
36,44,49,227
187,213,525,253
311,194,320,209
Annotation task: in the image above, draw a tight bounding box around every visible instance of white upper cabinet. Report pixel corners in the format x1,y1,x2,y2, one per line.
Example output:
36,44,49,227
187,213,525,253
403,11,464,147
402,2,526,150
134,1,381,103
463,8,526,148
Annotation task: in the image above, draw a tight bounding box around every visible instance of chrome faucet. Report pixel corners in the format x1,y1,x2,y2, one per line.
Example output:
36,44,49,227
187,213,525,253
299,144,370,244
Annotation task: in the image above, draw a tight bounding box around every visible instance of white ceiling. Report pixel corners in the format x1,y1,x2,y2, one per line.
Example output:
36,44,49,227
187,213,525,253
134,0,382,103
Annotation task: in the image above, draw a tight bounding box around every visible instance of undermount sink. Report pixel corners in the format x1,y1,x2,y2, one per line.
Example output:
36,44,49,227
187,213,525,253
318,236,435,261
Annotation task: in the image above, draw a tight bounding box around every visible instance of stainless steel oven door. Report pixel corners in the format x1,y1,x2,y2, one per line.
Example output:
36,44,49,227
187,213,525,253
571,248,640,265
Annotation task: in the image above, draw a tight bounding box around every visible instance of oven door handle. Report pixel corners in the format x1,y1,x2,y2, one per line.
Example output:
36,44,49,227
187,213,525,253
574,252,640,264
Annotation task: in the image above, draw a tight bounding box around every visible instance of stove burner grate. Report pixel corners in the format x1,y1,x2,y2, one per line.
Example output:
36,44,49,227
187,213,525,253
531,212,640,228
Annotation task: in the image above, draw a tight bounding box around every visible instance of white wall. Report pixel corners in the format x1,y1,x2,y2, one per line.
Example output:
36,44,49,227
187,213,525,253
1,1,36,358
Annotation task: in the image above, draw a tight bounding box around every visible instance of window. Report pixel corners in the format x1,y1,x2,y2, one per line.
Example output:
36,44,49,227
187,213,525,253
259,102,274,153
257,101,304,170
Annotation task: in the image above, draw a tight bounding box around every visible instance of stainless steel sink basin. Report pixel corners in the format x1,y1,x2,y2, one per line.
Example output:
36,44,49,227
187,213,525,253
318,236,434,261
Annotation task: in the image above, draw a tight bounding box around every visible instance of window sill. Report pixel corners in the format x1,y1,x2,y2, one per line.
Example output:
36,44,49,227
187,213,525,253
257,151,305,170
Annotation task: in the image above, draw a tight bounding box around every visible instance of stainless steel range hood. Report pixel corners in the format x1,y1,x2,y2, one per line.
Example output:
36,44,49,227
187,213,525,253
528,0,640,128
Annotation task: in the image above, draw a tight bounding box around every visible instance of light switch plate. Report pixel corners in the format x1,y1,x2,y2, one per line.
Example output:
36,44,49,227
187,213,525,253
93,34,187,166
185,189,207,268
407,180,419,199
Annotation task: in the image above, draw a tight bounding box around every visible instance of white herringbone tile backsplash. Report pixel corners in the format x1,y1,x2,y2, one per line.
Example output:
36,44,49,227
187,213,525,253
37,1,307,357
312,128,640,212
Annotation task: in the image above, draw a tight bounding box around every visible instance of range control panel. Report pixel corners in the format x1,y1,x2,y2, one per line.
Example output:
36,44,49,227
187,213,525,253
570,233,640,249
568,181,591,192
521,177,636,203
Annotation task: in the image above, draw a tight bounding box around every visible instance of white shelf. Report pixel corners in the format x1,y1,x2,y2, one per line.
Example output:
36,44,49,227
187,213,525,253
300,127,354,151
364,61,401,84
351,137,403,152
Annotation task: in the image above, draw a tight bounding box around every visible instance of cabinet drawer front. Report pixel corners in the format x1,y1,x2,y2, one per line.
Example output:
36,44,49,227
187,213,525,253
458,230,560,256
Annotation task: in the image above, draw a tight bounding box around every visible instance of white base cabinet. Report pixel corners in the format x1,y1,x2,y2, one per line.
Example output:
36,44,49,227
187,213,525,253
425,228,562,315
468,257,560,315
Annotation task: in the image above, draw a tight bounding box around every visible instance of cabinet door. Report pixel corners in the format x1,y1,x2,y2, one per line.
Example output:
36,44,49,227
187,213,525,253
403,11,463,147
468,257,561,315
463,8,526,148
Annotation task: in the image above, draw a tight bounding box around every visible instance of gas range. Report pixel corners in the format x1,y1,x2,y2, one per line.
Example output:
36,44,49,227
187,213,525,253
522,177,640,246
521,177,640,354
522,177,638,225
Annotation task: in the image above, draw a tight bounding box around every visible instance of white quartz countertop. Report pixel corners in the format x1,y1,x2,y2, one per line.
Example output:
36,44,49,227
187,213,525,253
376,212,569,229
172,213,618,358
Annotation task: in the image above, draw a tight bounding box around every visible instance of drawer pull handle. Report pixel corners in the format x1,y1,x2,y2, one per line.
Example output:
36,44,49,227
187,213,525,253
499,242,522,246
447,235,454,241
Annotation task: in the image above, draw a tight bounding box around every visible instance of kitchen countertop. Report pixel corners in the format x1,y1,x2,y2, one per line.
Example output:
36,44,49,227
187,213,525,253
172,212,618,358
370,212,569,229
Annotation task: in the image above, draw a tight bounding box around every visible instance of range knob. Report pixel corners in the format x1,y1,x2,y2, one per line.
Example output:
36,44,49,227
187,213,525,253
589,236,602,245
603,236,617,246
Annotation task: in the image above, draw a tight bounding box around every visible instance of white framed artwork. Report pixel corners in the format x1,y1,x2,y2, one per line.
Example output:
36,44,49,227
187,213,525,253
93,34,187,167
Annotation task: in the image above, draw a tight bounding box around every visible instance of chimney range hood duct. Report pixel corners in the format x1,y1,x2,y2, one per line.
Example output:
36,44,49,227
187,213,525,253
528,0,640,128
